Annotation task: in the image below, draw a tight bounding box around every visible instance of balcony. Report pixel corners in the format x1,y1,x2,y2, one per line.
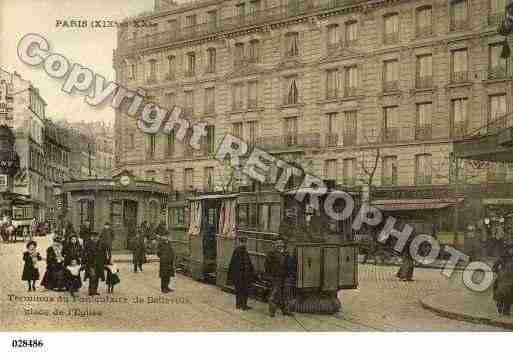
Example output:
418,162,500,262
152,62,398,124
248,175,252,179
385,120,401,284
326,88,338,100
325,133,338,147
415,76,433,89
257,132,320,151
451,71,469,83
383,81,399,93
487,66,510,80
343,87,358,97
383,32,399,45
450,19,468,31
451,123,468,140
416,26,432,38
381,127,400,143
381,176,397,186
415,125,432,140
415,175,432,185
488,12,505,26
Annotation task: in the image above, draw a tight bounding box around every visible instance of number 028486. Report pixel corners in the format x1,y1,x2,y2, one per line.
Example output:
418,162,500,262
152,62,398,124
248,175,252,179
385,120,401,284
11,339,44,349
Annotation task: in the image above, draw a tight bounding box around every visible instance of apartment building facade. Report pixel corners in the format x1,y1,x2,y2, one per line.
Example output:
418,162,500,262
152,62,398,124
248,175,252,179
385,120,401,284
113,0,513,235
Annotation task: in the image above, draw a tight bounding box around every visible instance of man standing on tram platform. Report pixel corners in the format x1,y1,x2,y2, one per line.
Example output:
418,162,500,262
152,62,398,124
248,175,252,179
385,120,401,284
265,239,296,317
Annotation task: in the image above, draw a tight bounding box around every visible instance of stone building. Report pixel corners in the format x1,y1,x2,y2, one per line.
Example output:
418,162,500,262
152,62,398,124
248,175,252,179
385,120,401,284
113,0,513,240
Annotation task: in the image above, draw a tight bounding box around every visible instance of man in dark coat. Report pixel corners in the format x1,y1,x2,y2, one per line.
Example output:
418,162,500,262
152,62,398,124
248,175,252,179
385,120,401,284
63,235,83,267
227,237,255,310
157,235,175,293
82,231,109,296
100,222,115,261
132,233,146,273
492,245,513,315
265,240,296,317
79,221,91,242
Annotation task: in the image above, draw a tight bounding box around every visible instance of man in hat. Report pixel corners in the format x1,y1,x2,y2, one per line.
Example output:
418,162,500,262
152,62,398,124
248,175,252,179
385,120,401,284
265,239,296,317
227,237,255,310
100,222,115,262
82,231,109,296
157,235,175,293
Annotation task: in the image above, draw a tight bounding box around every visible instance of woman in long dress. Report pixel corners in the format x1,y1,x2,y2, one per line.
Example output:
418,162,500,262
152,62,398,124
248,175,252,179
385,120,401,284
41,237,67,291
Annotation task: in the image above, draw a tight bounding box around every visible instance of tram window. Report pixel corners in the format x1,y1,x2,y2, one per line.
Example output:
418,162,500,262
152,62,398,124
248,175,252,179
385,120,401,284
207,208,216,226
258,203,281,232
237,204,249,228
169,208,184,227
110,201,123,226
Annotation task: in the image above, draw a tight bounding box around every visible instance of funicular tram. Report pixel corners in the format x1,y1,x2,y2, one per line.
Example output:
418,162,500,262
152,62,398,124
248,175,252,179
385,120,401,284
184,186,360,314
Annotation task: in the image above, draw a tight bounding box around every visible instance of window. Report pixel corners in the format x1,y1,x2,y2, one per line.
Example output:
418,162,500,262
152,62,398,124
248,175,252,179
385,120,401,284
451,49,468,82
384,14,399,44
382,156,398,186
248,40,260,62
325,159,338,181
232,122,243,138
148,59,157,82
184,168,193,191
342,158,356,186
248,121,257,148
285,32,299,57
416,103,432,140
285,76,299,105
450,0,468,31
166,169,174,191
489,43,508,79
326,113,339,146
345,21,358,45
327,24,339,46
130,64,136,80
416,54,433,88
146,134,156,159
489,94,507,133
184,90,194,116
167,56,175,79
167,130,175,157
415,154,432,185
207,10,218,30
247,81,258,108
169,207,184,227
236,2,246,18
206,48,216,72
344,66,358,96
145,170,156,181
185,14,197,27
383,106,399,142
326,69,338,99
344,111,357,146
165,92,176,108
416,6,432,37
283,117,298,145
489,0,506,25
232,83,244,109
249,0,261,17
204,87,215,113
206,125,215,154
167,19,178,32
204,167,214,191
383,60,399,91
234,43,245,64
186,52,196,76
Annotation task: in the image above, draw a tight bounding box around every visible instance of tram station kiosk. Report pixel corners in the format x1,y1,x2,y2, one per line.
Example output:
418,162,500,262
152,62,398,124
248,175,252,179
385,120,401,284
186,187,359,314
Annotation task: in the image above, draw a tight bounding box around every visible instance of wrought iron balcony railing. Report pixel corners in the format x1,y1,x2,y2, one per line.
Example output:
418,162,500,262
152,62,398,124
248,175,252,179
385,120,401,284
383,80,399,92
451,71,469,83
416,26,432,38
381,127,400,143
415,125,433,140
487,66,509,80
257,132,320,151
415,76,433,89
488,12,505,26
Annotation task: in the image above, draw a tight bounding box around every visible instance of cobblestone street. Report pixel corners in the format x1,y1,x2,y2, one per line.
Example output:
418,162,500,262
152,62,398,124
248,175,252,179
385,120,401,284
0,238,502,331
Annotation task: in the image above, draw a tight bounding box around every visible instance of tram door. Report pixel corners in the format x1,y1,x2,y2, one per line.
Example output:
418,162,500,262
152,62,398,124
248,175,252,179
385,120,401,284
203,200,220,278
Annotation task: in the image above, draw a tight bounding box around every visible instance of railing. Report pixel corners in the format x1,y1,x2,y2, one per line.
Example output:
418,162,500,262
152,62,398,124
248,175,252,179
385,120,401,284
115,0,368,56
344,87,358,97
326,88,338,100
450,19,468,31
415,125,432,140
415,76,433,89
381,127,400,143
416,26,432,38
383,32,399,45
487,66,509,80
257,132,320,150
451,71,469,83
415,175,432,185
383,80,399,92
325,133,338,147
381,176,397,186
488,12,505,26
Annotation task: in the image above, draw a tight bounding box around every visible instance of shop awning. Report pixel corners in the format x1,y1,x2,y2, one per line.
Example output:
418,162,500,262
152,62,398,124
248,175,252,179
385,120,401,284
372,198,463,211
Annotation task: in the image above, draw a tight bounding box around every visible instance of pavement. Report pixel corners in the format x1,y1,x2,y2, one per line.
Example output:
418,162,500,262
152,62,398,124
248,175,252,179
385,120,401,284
0,236,507,331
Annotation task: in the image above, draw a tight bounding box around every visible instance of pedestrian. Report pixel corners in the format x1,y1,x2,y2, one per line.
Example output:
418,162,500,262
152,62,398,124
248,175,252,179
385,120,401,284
105,260,120,294
22,240,42,292
397,247,415,281
63,234,83,267
79,221,91,242
65,259,83,297
100,222,115,261
227,237,255,310
132,233,146,273
264,239,295,317
492,245,513,315
82,231,109,296
30,217,38,239
157,235,175,293
41,237,67,291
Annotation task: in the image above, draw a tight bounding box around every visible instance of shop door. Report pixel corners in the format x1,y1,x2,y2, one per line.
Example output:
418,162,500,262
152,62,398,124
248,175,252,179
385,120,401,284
123,200,138,227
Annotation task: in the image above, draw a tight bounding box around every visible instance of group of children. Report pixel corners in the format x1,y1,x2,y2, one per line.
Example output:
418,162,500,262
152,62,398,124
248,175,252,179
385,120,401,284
22,240,120,297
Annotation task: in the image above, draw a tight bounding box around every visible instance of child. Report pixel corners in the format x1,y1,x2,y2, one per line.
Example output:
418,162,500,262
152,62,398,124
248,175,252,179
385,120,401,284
22,241,42,291
65,259,83,297
105,261,120,293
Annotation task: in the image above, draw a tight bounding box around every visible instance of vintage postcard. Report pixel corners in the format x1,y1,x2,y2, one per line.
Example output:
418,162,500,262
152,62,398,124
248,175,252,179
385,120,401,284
1,0,513,340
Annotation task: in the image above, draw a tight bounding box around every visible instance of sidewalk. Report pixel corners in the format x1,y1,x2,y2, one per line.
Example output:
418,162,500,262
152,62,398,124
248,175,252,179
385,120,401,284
420,288,513,330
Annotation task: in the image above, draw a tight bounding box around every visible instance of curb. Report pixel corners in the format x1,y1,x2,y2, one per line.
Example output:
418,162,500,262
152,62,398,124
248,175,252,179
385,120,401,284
420,295,513,330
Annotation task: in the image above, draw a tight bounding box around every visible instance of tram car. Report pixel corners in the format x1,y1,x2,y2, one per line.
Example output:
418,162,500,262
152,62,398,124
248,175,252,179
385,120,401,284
184,186,361,314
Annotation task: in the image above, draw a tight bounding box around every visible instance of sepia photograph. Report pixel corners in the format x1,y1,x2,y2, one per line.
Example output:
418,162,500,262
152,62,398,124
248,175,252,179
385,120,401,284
0,0,513,355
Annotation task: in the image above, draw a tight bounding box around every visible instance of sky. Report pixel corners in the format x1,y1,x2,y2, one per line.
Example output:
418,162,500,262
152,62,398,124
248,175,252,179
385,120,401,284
0,0,155,126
